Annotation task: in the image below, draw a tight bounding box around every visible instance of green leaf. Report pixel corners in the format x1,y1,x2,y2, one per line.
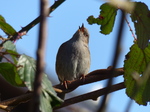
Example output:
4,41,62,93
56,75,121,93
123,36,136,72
3,41,16,51
87,16,102,25
40,75,63,111
5,50,19,64
99,3,117,34
41,75,63,108
40,92,52,112
17,54,63,110
0,63,24,86
17,54,35,91
87,3,117,34
2,41,19,64
124,43,150,105
130,2,150,49
0,15,17,36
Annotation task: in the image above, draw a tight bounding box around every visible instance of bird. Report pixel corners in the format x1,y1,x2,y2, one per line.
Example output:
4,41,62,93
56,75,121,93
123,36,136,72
55,24,90,99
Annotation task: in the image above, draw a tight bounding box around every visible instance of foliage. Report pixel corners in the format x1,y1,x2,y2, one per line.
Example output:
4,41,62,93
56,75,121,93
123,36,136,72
130,2,150,49
124,43,150,105
0,40,62,111
17,54,63,110
87,3,117,34
124,2,150,105
1,0,150,111
0,15,16,36
87,1,150,106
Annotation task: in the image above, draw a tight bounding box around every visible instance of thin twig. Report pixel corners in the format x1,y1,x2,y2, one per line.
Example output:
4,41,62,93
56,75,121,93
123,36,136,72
97,11,126,112
124,17,136,40
125,99,133,112
54,82,125,110
2,55,17,67
0,36,11,41
0,51,20,57
0,0,65,46
10,0,65,41
32,0,48,112
0,93,33,111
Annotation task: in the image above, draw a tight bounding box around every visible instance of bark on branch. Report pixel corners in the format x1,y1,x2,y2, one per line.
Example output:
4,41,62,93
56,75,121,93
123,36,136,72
54,82,125,110
53,67,124,94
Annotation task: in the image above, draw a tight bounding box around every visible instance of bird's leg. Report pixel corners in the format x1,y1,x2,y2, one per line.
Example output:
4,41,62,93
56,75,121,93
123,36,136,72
79,74,86,82
61,80,71,89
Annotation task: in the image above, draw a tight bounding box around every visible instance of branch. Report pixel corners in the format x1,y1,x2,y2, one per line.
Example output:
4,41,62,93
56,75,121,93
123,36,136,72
10,0,65,41
0,67,124,111
0,35,11,41
0,0,65,46
98,11,126,112
33,0,48,112
1,55,17,67
53,67,124,94
54,82,125,110
0,51,20,57
0,93,32,111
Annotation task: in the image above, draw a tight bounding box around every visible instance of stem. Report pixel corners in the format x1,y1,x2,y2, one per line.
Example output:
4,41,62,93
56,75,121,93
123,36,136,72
97,10,126,112
11,0,65,41
0,0,65,46
54,67,124,94
54,82,125,110
32,0,48,112
124,17,136,40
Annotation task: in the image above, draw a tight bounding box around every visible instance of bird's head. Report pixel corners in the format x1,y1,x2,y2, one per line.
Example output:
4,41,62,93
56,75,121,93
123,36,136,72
72,24,90,44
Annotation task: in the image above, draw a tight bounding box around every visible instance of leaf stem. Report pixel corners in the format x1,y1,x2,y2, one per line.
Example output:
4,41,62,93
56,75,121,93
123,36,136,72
124,17,137,41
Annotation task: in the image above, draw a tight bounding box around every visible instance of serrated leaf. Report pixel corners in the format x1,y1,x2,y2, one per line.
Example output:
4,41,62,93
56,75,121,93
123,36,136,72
40,88,62,112
0,63,24,86
87,16,102,25
0,15,17,36
40,91,52,112
17,54,63,110
124,43,150,105
42,75,63,108
3,41,16,51
130,2,150,49
17,54,35,91
99,3,117,34
87,3,117,34
2,41,19,64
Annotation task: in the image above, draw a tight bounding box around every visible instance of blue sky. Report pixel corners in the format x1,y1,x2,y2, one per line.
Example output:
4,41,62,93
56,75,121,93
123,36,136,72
1,0,150,112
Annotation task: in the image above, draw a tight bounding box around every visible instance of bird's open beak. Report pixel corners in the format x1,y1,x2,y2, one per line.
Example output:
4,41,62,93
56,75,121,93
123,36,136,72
79,23,84,32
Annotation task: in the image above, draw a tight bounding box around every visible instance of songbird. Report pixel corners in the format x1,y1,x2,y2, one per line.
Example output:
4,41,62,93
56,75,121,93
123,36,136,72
55,24,90,99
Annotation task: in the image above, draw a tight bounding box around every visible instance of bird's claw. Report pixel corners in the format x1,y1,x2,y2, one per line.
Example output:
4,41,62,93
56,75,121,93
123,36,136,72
80,74,85,82
61,80,71,89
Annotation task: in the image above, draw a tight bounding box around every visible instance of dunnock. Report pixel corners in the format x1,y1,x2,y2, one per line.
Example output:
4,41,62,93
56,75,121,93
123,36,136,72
55,24,90,99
